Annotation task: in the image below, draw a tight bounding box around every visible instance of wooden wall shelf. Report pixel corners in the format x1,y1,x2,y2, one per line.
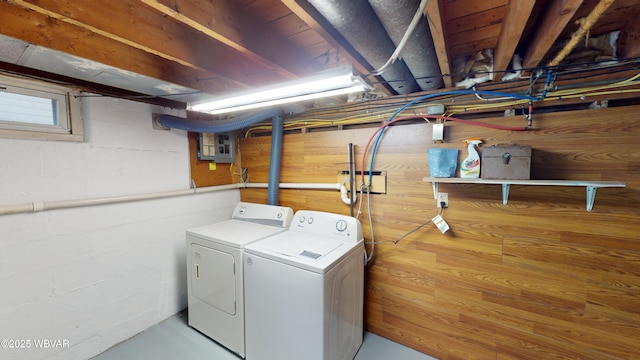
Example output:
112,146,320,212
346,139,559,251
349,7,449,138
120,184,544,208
423,178,626,211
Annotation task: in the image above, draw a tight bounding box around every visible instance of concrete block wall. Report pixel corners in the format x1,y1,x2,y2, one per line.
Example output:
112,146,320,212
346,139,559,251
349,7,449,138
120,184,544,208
0,97,239,360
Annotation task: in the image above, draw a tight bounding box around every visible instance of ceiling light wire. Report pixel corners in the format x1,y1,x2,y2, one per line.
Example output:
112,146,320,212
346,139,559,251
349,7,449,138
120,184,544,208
242,68,640,135
370,0,428,77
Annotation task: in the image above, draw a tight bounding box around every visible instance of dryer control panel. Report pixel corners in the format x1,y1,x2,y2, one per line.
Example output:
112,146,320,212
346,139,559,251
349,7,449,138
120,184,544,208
292,210,363,243
232,202,294,228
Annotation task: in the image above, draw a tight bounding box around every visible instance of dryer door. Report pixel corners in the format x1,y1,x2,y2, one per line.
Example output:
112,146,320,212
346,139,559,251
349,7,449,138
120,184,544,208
190,244,236,315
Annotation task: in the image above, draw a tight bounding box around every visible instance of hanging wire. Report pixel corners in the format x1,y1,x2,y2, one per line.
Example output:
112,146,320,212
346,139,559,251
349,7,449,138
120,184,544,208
364,187,375,265
370,0,429,76
230,133,248,183
243,69,640,136
374,207,443,245
385,219,432,245
242,69,640,136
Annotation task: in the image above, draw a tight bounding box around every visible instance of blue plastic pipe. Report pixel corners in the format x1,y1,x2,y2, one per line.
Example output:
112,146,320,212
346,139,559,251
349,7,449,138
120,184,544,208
157,108,284,133
268,115,284,205
158,107,298,206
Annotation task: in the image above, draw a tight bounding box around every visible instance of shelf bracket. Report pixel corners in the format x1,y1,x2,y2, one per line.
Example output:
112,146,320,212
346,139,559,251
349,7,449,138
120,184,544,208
432,182,438,200
586,186,597,212
502,183,510,205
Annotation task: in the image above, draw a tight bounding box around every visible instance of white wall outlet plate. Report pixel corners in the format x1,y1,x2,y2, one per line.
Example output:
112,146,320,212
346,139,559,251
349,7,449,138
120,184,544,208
432,123,444,142
437,192,448,208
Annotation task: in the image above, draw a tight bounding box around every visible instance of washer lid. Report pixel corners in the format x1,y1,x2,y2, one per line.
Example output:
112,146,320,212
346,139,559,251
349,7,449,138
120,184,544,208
263,234,341,260
244,231,361,273
187,220,287,248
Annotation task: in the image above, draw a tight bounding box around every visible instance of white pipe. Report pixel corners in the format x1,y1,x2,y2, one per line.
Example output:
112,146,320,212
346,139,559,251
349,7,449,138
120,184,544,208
243,182,355,207
339,178,356,205
0,184,239,216
0,182,346,216
241,182,341,190
340,184,351,205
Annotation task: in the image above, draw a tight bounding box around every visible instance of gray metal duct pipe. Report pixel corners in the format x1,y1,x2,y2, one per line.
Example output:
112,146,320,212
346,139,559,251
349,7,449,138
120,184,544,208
368,0,443,90
308,0,420,95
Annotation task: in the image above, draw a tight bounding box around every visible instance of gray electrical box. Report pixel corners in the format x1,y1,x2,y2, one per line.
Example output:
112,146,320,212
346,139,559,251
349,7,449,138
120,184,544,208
198,132,235,163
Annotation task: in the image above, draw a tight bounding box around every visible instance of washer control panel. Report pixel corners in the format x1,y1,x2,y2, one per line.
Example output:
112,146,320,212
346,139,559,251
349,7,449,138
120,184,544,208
292,210,363,243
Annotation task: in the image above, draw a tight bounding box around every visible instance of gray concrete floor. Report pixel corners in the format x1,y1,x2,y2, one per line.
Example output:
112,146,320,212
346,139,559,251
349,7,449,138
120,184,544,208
93,310,437,360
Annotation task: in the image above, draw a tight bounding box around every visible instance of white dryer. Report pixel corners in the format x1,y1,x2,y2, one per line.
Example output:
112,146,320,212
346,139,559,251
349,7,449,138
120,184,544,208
186,202,293,358
244,210,365,360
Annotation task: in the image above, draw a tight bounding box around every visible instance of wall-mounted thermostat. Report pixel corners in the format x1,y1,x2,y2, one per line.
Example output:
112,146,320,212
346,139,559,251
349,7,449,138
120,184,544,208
198,132,235,163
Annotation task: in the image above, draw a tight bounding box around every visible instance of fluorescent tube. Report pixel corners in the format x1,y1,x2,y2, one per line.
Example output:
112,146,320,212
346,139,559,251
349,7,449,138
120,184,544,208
190,66,371,114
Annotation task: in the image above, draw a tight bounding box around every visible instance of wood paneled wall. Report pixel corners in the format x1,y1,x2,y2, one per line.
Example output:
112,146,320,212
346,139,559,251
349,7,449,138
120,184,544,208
235,105,640,359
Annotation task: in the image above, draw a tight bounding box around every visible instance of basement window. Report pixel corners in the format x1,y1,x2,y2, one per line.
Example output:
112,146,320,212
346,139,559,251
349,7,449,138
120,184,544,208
0,74,83,141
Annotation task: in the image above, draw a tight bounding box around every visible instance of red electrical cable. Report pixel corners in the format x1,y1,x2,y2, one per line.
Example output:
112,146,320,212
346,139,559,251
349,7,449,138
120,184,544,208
360,115,527,184
360,116,420,183
437,115,528,131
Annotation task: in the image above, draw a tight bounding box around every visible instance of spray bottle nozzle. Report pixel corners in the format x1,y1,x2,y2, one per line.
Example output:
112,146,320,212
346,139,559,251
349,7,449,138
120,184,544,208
463,138,483,146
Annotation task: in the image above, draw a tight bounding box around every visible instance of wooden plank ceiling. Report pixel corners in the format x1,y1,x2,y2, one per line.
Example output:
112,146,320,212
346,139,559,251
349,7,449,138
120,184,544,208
2,0,640,109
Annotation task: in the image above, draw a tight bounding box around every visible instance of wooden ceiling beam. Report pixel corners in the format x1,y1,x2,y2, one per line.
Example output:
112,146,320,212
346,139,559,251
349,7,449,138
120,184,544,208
141,0,317,79
0,61,187,109
15,0,290,90
282,0,373,74
281,0,369,76
426,0,453,88
547,0,617,67
280,0,393,96
0,1,241,95
522,0,584,69
493,0,536,80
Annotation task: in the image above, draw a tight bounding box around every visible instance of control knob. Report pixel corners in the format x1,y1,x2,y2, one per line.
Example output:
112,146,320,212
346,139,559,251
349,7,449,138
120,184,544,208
336,219,348,232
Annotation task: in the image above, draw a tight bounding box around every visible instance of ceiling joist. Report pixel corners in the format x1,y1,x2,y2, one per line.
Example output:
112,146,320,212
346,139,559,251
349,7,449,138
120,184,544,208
493,0,536,80
522,0,584,69
547,0,617,67
141,0,317,79
1,0,639,109
5,0,291,95
0,1,229,94
426,0,453,88
280,0,394,95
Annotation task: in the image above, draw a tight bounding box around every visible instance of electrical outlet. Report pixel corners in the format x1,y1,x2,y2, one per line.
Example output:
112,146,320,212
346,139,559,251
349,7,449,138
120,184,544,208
437,192,448,208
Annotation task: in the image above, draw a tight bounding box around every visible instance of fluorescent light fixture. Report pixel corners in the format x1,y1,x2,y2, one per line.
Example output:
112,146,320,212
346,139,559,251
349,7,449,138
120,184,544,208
189,66,372,114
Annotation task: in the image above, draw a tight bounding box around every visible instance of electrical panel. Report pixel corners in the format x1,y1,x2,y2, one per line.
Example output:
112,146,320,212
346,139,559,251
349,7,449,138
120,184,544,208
198,132,235,163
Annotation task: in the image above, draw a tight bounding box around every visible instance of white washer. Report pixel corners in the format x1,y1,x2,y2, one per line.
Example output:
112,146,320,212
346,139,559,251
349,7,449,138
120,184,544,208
186,202,293,358
244,210,364,360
